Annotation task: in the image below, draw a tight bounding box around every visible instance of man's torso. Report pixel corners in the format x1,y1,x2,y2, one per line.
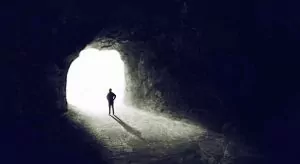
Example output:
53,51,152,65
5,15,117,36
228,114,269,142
107,92,115,102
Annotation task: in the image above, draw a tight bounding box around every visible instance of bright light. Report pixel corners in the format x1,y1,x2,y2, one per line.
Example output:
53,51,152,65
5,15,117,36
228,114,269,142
66,48,125,115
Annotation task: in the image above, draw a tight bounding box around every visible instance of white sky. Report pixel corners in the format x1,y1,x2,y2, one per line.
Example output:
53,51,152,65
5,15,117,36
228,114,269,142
66,48,125,115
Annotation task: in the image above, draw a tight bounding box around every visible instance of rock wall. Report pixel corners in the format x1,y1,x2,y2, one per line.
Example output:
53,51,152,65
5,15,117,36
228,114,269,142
82,26,254,132
5,1,299,148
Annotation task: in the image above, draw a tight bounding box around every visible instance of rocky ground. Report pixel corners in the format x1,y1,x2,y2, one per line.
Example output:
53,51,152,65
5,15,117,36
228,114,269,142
64,105,264,164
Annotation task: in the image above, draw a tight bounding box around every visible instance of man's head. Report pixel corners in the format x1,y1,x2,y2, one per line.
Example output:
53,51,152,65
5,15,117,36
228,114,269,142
109,88,112,92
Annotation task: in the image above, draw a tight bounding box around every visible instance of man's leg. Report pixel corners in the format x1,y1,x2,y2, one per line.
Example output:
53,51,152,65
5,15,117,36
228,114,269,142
108,103,111,115
112,103,114,115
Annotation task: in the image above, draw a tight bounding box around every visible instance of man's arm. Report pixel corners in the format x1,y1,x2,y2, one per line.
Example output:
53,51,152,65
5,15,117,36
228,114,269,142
113,93,116,100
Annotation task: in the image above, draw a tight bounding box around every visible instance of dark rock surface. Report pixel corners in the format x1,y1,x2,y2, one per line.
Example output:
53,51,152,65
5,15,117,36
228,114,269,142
3,1,299,163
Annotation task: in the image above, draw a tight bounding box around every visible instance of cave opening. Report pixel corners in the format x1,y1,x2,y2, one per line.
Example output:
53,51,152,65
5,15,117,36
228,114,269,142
66,48,126,115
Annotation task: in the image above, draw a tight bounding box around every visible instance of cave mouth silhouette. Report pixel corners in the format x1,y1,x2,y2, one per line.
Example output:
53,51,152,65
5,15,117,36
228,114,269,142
66,48,126,115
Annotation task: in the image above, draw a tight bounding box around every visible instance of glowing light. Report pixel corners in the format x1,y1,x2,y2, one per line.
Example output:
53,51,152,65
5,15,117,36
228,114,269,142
66,48,125,115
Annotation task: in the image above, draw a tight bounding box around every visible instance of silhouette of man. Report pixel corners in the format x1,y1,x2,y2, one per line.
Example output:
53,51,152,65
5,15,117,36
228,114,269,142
106,88,116,115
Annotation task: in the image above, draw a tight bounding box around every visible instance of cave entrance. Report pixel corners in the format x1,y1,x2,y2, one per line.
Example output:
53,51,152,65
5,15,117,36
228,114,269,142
66,48,125,115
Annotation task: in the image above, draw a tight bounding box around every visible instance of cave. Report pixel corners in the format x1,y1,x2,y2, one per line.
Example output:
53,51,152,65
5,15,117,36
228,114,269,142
7,1,299,164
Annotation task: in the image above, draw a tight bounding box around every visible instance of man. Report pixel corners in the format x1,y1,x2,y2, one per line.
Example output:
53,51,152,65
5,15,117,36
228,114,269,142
106,88,116,115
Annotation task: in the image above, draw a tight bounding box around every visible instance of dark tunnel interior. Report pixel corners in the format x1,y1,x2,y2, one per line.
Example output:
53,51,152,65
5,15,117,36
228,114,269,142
4,0,300,163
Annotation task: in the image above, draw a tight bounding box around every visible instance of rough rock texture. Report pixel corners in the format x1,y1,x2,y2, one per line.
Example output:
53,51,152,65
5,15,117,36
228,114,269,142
5,1,299,163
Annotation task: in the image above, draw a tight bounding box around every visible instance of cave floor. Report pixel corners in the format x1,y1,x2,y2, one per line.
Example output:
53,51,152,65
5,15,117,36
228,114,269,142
65,106,230,164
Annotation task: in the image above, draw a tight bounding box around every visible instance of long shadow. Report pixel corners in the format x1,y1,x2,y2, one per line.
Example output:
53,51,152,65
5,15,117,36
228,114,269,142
110,115,145,141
